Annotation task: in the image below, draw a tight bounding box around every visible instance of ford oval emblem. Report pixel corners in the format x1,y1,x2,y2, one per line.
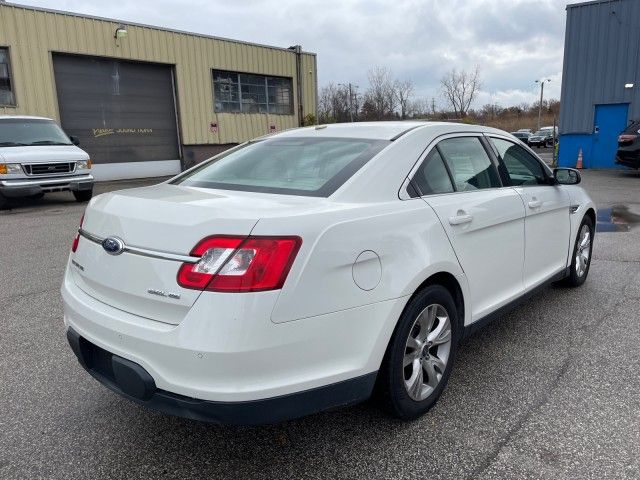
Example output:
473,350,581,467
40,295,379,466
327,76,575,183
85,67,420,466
102,236,125,255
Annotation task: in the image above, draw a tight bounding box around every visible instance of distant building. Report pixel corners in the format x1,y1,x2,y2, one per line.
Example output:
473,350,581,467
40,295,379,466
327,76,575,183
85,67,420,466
0,3,317,180
558,0,640,169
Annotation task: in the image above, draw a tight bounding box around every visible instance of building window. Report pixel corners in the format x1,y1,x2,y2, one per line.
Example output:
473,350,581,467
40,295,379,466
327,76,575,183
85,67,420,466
0,47,16,106
213,70,293,115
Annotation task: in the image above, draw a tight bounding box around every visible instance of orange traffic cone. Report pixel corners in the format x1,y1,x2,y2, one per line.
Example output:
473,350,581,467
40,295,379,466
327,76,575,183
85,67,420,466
576,148,583,169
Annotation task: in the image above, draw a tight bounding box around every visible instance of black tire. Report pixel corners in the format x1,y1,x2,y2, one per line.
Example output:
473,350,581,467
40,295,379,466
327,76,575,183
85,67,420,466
73,189,93,203
378,285,460,420
560,215,594,287
0,192,9,210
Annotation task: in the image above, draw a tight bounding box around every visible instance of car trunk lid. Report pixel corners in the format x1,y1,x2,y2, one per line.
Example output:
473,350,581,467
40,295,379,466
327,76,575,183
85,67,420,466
70,183,311,324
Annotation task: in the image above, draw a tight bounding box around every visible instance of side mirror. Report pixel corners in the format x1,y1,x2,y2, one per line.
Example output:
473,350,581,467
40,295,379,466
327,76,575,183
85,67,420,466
553,167,581,185
69,135,80,146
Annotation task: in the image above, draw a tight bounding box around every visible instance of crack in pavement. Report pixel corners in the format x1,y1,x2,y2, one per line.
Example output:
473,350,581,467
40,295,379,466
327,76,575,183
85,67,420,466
465,289,634,479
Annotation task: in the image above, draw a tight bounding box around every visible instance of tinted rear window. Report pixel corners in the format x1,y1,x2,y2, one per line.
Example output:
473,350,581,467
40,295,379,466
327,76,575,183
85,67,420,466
172,137,388,197
623,121,640,134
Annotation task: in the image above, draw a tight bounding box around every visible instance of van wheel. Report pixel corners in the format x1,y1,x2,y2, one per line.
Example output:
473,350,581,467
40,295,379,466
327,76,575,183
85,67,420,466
379,285,459,420
561,215,594,287
0,192,9,210
73,189,93,203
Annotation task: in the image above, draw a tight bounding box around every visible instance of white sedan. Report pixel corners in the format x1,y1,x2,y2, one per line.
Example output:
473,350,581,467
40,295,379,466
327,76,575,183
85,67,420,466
62,122,595,424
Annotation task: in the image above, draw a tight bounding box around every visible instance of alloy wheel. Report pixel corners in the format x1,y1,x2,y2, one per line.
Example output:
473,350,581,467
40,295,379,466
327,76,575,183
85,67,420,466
403,304,452,401
575,224,591,277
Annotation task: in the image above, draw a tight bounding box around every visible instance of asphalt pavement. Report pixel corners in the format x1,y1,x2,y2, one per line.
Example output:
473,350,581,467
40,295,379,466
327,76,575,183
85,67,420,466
1,169,639,480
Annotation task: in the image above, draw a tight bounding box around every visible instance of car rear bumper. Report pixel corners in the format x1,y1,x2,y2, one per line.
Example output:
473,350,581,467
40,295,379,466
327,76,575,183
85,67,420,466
615,152,640,169
0,174,93,197
62,263,405,421
66,327,377,425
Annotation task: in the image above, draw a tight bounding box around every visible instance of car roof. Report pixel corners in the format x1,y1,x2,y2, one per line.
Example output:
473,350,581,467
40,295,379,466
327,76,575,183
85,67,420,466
273,121,509,141
0,115,54,121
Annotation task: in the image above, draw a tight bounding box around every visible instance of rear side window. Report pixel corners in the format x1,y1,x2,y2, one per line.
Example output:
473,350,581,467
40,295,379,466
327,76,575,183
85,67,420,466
437,137,501,191
172,137,388,197
491,138,547,186
411,149,454,196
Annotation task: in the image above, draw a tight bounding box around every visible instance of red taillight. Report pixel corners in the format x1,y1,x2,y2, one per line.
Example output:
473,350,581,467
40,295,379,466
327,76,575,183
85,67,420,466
177,235,302,292
619,134,638,143
71,214,84,253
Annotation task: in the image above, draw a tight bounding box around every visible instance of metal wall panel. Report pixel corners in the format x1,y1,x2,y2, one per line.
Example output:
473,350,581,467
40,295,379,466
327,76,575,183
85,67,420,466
559,0,640,134
0,4,317,146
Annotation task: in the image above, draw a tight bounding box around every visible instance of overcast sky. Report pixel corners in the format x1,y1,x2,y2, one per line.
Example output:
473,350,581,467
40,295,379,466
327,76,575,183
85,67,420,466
18,0,574,109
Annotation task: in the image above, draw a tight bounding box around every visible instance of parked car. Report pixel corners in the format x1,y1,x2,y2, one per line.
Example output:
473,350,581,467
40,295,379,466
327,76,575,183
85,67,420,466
63,122,595,425
0,115,93,209
511,131,532,145
516,128,532,134
615,120,640,169
528,127,557,148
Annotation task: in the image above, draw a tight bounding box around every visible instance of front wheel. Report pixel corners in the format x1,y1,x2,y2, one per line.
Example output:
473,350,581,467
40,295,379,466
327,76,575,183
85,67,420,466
73,189,93,203
561,215,594,287
378,285,459,420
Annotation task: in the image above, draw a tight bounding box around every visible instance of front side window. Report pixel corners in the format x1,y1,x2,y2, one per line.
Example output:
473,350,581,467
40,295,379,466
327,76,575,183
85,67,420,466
0,118,72,147
213,70,293,115
172,137,388,197
411,148,454,196
0,47,15,106
491,137,547,186
436,137,501,191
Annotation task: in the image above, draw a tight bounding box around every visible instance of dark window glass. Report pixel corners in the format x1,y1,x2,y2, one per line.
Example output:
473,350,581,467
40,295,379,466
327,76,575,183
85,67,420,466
437,137,501,191
623,120,640,134
213,70,292,115
411,148,454,196
0,47,15,106
172,137,388,197
0,118,71,146
491,138,547,186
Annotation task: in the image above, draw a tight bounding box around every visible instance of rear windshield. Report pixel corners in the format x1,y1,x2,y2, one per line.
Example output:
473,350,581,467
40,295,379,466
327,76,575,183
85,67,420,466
0,118,72,147
623,121,640,134
172,137,388,197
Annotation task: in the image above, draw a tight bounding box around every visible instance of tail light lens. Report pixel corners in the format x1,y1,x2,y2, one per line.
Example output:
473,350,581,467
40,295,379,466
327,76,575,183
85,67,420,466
71,214,84,253
177,235,302,292
618,134,638,144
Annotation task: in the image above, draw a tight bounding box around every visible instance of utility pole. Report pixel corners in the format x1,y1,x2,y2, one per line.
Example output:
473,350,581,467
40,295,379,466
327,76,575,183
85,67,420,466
535,78,551,131
339,83,358,122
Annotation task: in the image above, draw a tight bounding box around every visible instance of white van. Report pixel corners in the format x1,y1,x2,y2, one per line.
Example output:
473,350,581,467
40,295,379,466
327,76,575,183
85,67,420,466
0,115,93,209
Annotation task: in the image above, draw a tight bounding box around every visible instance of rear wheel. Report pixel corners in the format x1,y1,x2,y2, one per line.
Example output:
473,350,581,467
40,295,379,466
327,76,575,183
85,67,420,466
561,215,594,287
379,285,459,420
73,189,93,203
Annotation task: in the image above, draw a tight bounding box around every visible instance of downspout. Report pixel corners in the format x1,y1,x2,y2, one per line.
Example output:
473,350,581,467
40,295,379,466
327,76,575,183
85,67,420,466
290,45,303,126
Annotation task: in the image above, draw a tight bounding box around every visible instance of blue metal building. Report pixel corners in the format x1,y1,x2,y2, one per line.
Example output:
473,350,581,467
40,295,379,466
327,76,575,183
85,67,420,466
558,0,640,169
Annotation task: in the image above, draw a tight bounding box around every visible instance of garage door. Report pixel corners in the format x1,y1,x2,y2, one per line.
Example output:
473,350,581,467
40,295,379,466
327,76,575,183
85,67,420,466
52,54,180,178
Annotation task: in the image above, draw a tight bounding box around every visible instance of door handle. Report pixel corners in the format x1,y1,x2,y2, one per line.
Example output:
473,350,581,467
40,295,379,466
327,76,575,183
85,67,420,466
528,199,542,209
449,213,473,225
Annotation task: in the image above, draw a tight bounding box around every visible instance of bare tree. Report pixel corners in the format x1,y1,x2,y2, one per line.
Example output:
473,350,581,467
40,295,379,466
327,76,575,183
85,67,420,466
440,67,481,118
363,66,397,120
394,79,414,120
318,83,353,123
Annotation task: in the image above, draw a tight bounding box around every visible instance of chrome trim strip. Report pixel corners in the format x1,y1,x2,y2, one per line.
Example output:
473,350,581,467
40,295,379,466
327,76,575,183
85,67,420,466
0,174,93,187
78,228,198,263
570,204,580,214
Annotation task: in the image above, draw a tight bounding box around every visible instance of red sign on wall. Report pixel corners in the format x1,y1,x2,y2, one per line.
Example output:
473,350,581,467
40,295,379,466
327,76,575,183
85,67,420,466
210,122,218,134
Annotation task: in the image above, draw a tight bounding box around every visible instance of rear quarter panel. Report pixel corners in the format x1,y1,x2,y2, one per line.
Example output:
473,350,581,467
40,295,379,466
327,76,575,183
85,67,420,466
251,198,464,324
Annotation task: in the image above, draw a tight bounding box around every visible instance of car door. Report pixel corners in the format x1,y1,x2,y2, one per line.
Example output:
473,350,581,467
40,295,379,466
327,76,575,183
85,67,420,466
487,136,571,290
410,134,526,322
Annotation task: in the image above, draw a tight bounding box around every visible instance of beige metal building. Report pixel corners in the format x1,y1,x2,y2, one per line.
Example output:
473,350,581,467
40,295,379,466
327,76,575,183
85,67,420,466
0,2,317,180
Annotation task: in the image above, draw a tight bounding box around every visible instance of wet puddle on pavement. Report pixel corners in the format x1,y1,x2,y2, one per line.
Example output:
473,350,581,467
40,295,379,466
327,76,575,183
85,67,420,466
596,205,640,232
